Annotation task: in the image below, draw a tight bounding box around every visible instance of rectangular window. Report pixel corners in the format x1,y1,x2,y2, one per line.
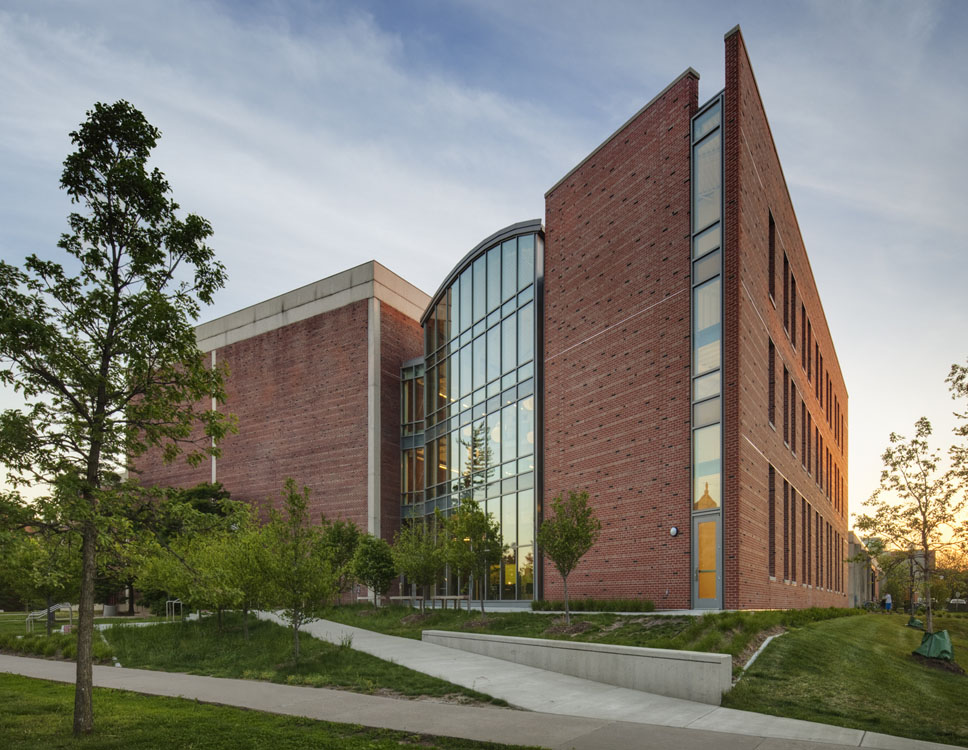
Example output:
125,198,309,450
782,480,789,580
801,400,807,466
693,131,722,232
801,305,807,369
768,465,776,578
783,254,790,331
693,423,722,510
768,340,776,425
807,413,812,473
807,504,812,585
790,488,797,582
783,366,790,445
807,321,812,381
816,510,821,586
790,381,797,456
790,275,797,348
768,212,776,301
801,498,807,586
693,278,722,375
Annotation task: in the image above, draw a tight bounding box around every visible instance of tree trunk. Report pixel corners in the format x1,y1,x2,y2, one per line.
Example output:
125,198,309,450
563,576,571,625
127,583,135,615
46,595,53,637
293,620,301,661
217,606,223,633
923,538,934,634
242,605,249,640
73,520,97,736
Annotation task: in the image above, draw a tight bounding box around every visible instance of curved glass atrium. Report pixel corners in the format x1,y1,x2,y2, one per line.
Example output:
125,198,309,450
401,226,541,600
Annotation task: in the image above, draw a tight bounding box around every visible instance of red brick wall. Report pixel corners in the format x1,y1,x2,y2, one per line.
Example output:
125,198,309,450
725,28,848,609
137,301,371,529
542,72,699,606
380,303,424,543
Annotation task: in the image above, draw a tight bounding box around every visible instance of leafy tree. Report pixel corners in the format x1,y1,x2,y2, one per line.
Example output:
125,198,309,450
320,517,361,602
6,526,81,633
444,499,504,618
263,479,335,660
392,515,444,612
536,491,601,624
223,506,271,639
855,418,965,633
0,101,230,735
352,534,397,606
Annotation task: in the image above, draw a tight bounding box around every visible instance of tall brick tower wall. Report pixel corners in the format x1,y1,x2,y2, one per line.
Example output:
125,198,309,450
724,27,848,608
542,71,700,607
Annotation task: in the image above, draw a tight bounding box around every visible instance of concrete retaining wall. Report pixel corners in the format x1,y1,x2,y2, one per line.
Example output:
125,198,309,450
422,630,731,705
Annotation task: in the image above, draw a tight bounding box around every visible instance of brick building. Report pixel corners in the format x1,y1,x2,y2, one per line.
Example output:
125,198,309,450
140,26,848,610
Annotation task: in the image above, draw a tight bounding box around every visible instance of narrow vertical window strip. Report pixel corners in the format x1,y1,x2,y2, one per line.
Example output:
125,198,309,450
768,465,776,578
782,480,789,580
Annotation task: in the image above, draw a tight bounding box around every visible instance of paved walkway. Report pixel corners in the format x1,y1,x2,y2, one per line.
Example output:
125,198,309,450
0,619,956,750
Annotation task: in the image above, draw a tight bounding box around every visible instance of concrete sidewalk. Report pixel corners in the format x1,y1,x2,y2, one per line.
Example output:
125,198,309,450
251,614,956,750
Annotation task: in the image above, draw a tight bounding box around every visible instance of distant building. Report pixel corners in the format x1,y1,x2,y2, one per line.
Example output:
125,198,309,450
847,531,879,607
138,26,849,610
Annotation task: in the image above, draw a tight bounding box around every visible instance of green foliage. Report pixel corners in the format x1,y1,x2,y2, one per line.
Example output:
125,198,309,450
262,479,335,660
352,534,397,604
726,613,968,747
855,417,966,633
392,516,444,612
0,630,113,663
103,612,503,704
532,598,655,612
536,490,601,624
0,100,232,735
2,527,81,627
320,516,362,598
0,673,529,750
443,499,504,617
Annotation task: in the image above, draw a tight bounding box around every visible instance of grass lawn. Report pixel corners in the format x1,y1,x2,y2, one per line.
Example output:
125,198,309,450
0,611,163,637
104,612,504,705
724,612,968,747
0,673,535,750
317,604,862,673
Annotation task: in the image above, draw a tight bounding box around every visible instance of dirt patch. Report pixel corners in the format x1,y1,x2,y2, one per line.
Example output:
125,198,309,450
911,653,966,675
400,613,434,626
544,618,596,636
631,616,690,629
735,626,785,671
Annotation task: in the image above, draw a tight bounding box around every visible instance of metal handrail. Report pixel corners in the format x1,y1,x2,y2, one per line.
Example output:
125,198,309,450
25,602,74,633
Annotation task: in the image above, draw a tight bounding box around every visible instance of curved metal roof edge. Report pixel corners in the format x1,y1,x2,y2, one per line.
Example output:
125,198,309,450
420,219,544,325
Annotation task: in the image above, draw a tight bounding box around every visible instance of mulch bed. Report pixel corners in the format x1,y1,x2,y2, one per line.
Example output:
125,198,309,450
911,653,965,675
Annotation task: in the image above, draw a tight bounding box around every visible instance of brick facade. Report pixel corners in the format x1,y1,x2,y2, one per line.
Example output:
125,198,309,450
542,72,699,606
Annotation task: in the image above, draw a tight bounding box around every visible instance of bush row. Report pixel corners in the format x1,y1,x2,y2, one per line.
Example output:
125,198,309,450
0,631,113,662
531,598,655,612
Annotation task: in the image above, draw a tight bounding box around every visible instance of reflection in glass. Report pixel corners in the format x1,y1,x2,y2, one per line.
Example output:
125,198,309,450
473,256,486,322
518,234,534,291
502,313,517,374
502,239,517,301
693,102,721,142
518,302,534,363
693,131,722,233
519,396,534,455
487,246,501,313
518,489,534,548
693,423,721,510
460,270,471,332
501,403,517,463
693,279,721,375
693,250,720,286
693,370,720,401
693,223,721,260
487,325,501,383
472,336,485,391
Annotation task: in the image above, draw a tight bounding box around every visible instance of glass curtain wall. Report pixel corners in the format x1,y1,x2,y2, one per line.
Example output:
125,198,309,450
400,362,425,510
418,230,540,600
691,95,724,609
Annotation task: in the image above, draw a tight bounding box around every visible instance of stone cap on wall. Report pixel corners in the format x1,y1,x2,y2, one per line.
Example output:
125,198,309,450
195,260,430,352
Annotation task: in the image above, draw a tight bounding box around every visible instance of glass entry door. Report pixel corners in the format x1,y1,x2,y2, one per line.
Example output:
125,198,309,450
692,514,722,608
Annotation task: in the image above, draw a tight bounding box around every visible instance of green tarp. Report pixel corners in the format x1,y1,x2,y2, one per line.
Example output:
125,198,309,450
913,630,954,661
906,616,924,630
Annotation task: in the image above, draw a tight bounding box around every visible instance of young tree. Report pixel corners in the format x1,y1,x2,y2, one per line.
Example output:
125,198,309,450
444,499,504,618
321,517,361,602
0,101,230,735
855,418,965,634
263,479,335,660
352,534,397,606
6,526,81,633
392,516,443,612
537,491,601,625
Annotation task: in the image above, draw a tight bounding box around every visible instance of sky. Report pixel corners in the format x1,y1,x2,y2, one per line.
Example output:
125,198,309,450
1,0,966,523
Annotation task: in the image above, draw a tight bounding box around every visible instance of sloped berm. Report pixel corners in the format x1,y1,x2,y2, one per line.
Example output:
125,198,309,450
421,630,731,705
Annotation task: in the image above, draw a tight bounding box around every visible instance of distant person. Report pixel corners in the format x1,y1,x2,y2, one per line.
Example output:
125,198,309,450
885,592,892,613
